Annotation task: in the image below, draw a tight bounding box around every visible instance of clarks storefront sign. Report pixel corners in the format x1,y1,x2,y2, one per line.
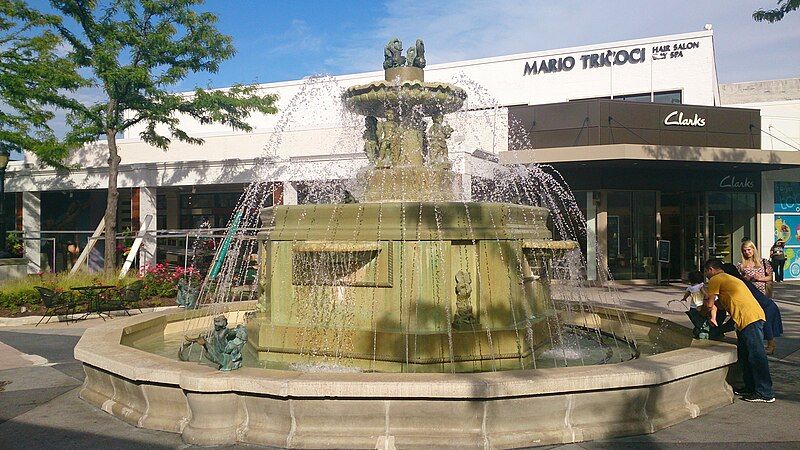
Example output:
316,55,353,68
719,175,755,190
664,110,706,127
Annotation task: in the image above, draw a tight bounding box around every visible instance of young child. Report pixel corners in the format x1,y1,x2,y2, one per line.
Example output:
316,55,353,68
682,270,706,309
681,270,713,339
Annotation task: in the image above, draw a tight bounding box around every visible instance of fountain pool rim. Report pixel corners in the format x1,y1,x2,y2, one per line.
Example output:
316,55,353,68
75,301,737,448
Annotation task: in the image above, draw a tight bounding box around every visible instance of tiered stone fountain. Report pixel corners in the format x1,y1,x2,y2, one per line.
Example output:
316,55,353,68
247,38,579,372
73,38,737,449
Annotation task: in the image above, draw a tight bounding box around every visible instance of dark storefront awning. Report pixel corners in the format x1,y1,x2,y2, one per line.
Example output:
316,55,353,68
500,144,800,191
502,144,800,170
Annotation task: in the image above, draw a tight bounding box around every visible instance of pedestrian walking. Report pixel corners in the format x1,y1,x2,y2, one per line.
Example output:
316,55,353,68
770,239,787,283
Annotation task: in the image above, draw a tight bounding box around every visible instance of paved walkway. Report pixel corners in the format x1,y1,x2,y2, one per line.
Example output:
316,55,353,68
0,283,798,449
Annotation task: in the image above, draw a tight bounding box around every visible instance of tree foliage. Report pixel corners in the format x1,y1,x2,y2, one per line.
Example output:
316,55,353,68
0,0,85,165
49,0,278,272
52,0,278,149
753,0,800,22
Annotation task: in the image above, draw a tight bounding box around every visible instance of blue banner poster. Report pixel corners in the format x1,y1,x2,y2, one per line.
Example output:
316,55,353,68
774,214,800,246
782,247,800,280
774,181,800,213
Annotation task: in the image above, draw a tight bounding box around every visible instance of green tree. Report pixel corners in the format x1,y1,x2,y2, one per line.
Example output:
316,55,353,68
753,0,799,22
50,0,278,272
0,0,85,165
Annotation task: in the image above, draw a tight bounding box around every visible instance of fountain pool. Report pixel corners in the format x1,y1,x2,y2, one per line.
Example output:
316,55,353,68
74,38,737,448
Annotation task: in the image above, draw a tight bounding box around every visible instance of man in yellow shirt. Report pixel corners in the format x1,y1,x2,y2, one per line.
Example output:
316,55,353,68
704,259,775,403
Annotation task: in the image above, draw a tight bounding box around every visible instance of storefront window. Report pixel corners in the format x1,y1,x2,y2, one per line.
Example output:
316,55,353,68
652,90,682,104
574,90,682,104
774,181,800,280
179,191,243,229
607,191,657,280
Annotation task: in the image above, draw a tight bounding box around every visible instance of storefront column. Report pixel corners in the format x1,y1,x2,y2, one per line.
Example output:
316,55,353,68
22,191,41,274
139,186,157,270
596,192,609,283
655,192,662,283
586,192,598,281
283,181,298,205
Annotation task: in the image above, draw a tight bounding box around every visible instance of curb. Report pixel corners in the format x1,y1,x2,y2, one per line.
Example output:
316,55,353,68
0,305,182,327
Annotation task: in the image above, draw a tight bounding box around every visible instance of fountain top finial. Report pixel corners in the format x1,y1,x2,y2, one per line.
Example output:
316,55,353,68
383,38,426,82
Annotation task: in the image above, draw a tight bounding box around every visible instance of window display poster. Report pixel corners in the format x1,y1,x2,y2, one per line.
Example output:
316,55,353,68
774,214,800,246
774,181,800,280
782,247,800,280
775,181,800,213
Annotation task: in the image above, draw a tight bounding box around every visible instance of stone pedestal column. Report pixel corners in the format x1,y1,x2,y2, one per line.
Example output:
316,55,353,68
22,191,41,274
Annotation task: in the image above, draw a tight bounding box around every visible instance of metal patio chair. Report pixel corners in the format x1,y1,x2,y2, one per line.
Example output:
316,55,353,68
115,280,144,315
34,287,75,326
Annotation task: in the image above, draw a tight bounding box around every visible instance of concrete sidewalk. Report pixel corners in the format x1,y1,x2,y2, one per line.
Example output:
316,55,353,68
0,283,798,449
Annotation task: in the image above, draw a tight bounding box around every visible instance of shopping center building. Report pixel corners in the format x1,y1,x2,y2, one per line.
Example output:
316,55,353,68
2,29,799,282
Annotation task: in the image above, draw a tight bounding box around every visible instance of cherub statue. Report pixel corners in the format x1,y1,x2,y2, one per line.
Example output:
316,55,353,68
383,38,406,69
363,116,379,164
179,315,246,371
411,39,425,68
406,46,416,68
452,270,475,328
427,114,453,168
219,325,247,371
376,110,398,167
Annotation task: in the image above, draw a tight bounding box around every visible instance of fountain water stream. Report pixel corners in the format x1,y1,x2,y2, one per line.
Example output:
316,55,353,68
175,38,641,373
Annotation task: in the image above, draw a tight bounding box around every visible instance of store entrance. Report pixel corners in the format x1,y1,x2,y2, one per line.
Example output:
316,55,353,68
663,191,757,280
660,193,684,281
606,191,657,280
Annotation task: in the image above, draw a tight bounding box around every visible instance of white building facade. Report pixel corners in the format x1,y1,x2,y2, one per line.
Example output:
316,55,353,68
3,29,799,281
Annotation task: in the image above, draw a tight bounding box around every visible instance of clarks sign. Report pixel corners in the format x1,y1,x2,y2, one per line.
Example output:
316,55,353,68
664,110,706,127
719,175,754,189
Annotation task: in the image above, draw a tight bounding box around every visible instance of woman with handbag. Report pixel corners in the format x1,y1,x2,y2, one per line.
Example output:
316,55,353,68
737,240,773,296
736,241,782,354
722,263,784,355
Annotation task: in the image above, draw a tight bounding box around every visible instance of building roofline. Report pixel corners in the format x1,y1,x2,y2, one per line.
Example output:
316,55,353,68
180,30,716,94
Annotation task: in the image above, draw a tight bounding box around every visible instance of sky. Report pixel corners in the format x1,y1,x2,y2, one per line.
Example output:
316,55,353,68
13,0,800,156
27,0,800,89
181,0,800,88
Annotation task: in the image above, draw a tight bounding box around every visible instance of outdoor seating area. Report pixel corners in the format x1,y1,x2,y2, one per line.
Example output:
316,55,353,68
34,281,145,326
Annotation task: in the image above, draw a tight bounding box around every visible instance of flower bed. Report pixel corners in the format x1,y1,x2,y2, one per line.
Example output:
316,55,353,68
0,264,203,317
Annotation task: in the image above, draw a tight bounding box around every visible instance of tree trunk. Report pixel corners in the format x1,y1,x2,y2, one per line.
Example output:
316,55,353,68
104,129,121,273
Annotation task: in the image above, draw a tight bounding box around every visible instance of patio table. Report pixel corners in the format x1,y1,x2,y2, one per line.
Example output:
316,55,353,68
71,285,116,321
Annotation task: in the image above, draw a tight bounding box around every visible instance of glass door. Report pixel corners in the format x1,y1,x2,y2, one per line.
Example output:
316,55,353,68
660,193,682,280
707,192,757,265
680,192,703,276
607,191,657,280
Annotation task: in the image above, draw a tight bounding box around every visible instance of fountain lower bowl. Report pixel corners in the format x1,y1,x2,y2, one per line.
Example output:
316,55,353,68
74,301,736,449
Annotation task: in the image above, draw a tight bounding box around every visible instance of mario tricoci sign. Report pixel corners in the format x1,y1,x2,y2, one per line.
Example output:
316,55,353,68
523,46,645,75
522,39,702,76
